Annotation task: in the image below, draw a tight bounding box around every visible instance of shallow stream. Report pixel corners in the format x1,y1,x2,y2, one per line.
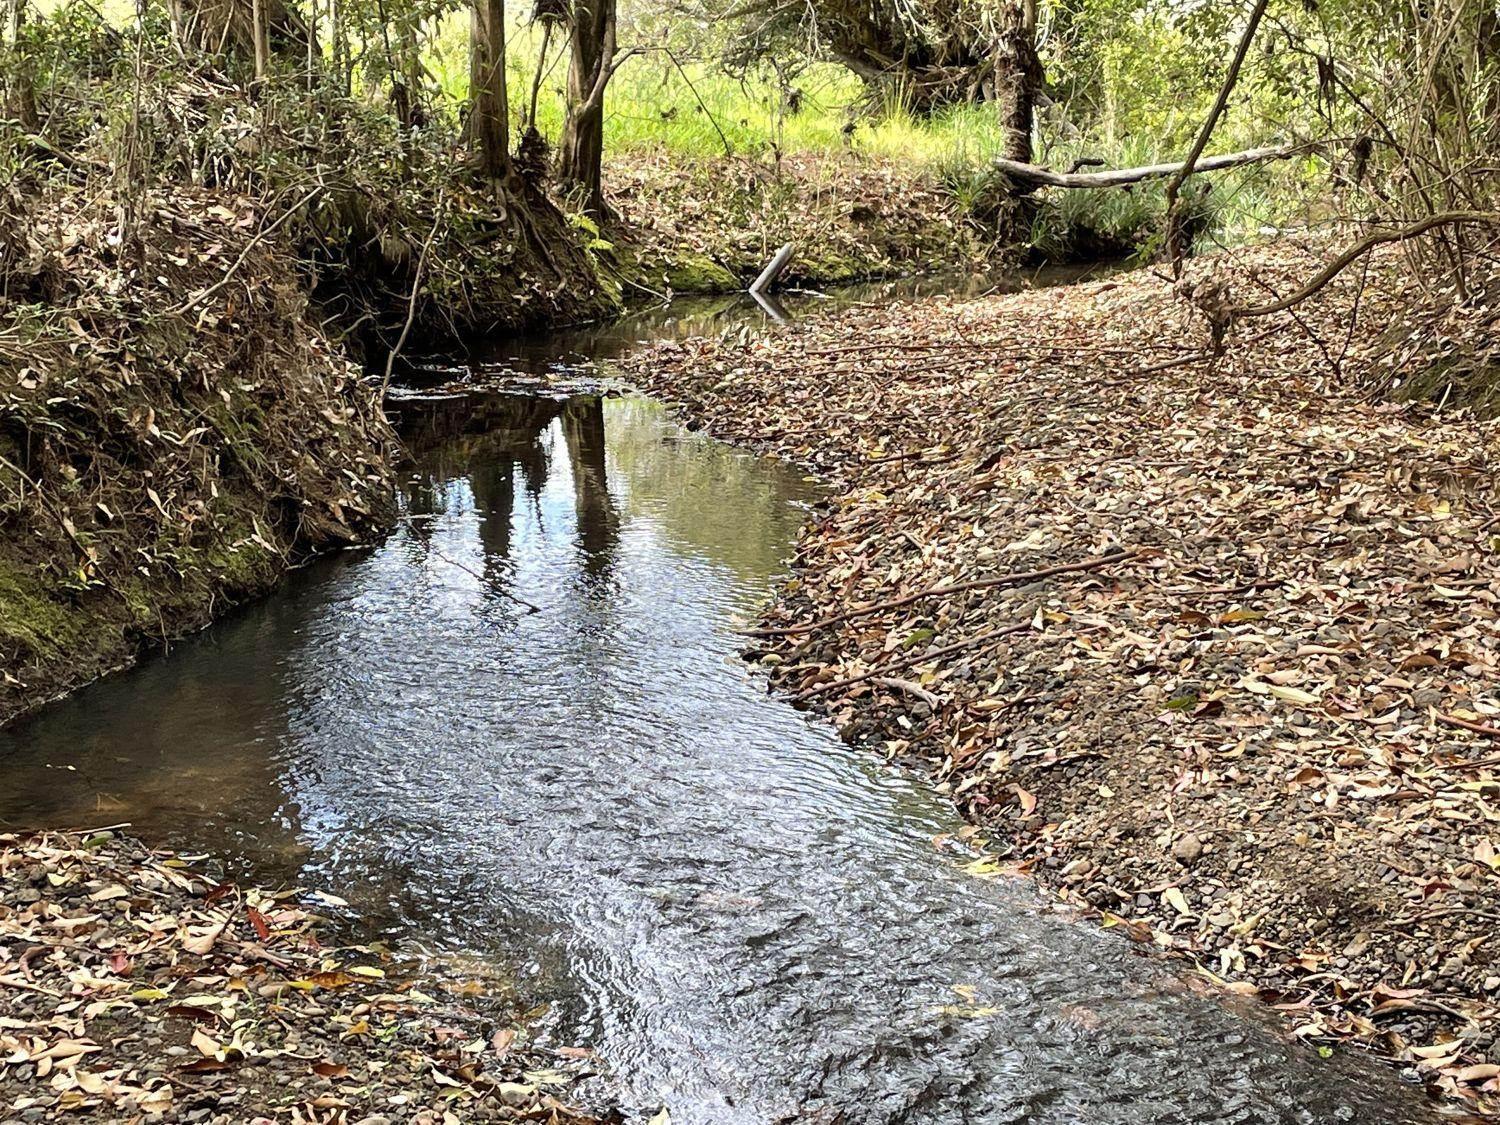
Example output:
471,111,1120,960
0,277,1448,1122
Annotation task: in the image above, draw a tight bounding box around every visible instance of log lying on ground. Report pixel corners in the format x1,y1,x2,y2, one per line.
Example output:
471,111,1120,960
993,144,1305,192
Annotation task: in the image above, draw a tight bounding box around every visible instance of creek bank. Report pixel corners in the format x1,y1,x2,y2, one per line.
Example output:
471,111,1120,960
0,69,994,726
607,150,994,297
617,241,1500,1115
0,830,616,1123
0,180,396,728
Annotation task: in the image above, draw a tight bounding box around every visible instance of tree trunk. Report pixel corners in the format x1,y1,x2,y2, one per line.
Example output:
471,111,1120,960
559,0,611,219
995,0,1041,163
469,0,509,180
7,0,39,130
250,0,268,79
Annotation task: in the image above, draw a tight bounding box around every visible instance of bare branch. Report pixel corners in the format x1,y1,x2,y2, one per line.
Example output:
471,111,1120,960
1229,211,1500,321
1164,0,1271,278
993,144,1309,192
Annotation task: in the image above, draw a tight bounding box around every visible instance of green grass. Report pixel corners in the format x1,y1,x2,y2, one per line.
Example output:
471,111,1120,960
1013,135,1321,257
26,0,1318,252
424,16,1314,251
421,14,1016,168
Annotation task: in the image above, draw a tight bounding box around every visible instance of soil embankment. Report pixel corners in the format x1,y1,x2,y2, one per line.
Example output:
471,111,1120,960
2,48,986,728
1,124,987,723
618,242,1500,1113
0,830,616,1122
612,150,989,295
0,185,395,725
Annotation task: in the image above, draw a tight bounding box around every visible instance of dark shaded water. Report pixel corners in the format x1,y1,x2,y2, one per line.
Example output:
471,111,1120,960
0,283,1449,1123
403,267,1100,389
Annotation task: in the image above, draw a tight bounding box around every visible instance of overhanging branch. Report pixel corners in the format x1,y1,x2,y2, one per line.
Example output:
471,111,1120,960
1229,210,1500,321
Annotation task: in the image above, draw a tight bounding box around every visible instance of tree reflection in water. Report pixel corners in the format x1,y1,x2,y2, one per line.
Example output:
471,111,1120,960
395,391,619,596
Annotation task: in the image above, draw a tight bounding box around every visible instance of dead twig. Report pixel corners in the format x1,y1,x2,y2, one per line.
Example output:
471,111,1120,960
426,544,540,614
1164,0,1272,278
742,549,1139,638
168,185,325,318
1437,712,1500,740
792,621,1031,702
382,187,448,397
1230,212,1500,321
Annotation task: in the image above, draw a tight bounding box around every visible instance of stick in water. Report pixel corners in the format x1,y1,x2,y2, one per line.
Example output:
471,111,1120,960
750,243,795,296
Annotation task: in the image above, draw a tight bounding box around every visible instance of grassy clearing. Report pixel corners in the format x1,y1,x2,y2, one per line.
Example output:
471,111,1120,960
446,18,1309,252
422,16,1019,167
37,0,1309,255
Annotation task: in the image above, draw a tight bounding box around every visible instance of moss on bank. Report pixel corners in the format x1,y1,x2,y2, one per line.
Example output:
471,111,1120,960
0,115,1006,728
0,178,395,725
1366,282,1500,418
611,150,994,294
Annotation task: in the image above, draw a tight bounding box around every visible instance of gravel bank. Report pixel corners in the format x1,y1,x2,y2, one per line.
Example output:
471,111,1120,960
0,831,617,1123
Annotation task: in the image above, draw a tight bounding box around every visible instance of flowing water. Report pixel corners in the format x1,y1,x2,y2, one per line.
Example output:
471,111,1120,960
0,280,1449,1123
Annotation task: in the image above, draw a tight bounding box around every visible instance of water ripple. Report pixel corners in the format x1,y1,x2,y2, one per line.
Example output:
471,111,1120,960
0,394,1442,1123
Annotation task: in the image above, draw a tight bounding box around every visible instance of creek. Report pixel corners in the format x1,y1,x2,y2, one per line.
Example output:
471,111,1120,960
0,276,1447,1123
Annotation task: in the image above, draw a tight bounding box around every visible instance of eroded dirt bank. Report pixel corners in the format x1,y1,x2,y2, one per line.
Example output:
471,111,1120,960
611,150,991,295
0,830,615,1122
618,243,1500,1112
0,135,996,725
0,186,396,726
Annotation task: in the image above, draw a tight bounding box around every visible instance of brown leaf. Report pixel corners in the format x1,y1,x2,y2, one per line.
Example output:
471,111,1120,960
246,906,271,942
178,1058,232,1075
165,1004,220,1025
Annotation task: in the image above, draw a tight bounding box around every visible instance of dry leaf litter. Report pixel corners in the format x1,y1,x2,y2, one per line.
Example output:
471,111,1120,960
0,831,617,1124
618,240,1500,1113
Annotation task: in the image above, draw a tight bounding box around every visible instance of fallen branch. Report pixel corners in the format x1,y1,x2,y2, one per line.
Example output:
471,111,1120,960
872,676,942,708
1438,712,1500,740
750,242,795,296
743,549,1138,638
792,622,1030,702
169,185,324,317
1111,352,1214,381
992,145,1305,192
1164,0,1271,277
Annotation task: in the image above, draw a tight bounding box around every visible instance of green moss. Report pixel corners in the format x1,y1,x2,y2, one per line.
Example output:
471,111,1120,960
1423,372,1500,417
1380,335,1500,419
660,253,740,294
200,525,280,592
0,553,117,661
795,251,872,285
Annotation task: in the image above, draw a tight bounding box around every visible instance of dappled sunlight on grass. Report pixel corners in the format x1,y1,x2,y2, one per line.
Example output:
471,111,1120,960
423,14,1014,169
